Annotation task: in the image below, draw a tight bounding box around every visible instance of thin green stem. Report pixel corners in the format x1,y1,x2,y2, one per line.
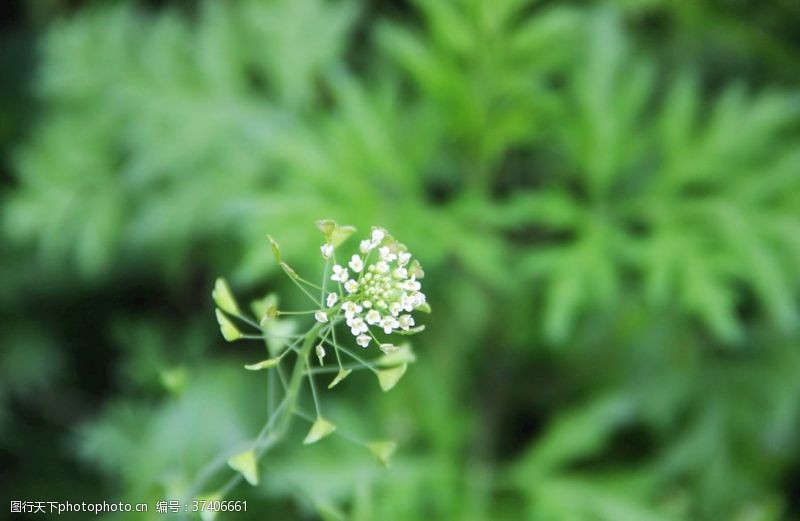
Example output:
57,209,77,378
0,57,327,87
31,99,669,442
289,278,321,306
305,363,371,374
184,323,324,507
293,408,369,447
281,263,321,306
331,251,345,299
306,355,322,418
241,334,303,343
330,342,379,374
321,259,330,306
294,276,324,291
230,312,263,330
254,399,287,447
329,318,345,370
367,326,383,345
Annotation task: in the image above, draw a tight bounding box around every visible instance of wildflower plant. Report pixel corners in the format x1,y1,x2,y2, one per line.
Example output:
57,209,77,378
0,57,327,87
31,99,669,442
199,220,429,507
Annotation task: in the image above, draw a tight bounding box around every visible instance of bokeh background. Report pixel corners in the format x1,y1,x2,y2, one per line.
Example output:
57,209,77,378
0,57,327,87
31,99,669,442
3,0,800,519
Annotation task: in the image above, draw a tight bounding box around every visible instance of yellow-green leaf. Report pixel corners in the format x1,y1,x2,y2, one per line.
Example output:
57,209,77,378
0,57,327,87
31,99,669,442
377,364,407,391
244,358,280,371
196,493,222,521
212,278,240,315
409,259,425,278
375,344,416,367
159,366,187,394
315,219,337,237
251,293,278,321
215,309,242,342
330,225,356,247
303,418,336,444
227,449,259,486
367,441,397,468
416,302,432,313
328,368,352,389
266,235,282,263
262,317,298,357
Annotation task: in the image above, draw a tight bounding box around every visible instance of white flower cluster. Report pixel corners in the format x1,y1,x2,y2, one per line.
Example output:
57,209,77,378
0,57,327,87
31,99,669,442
316,228,426,349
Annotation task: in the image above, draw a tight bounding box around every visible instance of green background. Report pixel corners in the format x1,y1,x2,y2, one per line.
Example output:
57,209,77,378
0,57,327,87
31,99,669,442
2,0,800,519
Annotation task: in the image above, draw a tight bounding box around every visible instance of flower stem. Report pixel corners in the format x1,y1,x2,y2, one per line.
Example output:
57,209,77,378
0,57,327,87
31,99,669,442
182,322,324,510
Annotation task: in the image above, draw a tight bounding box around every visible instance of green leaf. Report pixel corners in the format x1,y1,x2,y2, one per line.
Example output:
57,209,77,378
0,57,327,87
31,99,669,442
251,293,279,321
375,344,416,367
212,278,240,315
159,367,187,394
266,235,282,264
227,449,259,486
366,441,397,468
244,358,280,371
196,493,222,521
303,417,336,444
315,219,356,247
377,364,407,391
330,225,356,247
513,394,635,482
409,259,425,278
315,219,337,237
258,307,278,327
416,302,432,313
328,368,352,389
215,309,242,342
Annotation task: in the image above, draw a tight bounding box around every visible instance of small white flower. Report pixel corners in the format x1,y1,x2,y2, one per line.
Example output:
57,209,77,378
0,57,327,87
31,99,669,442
365,309,381,325
356,334,371,348
371,229,385,245
360,239,373,253
363,300,372,308
341,301,362,318
380,316,399,334
379,246,397,262
397,251,411,266
326,292,338,308
350,317,368,336
331,264,349,283
375,261,390,274
398,314,414,330
403,277,421,292
321,243,333,259
314,310,328,323
401,294,415,312
389,302,402,317
413,292,426,306
316,344,326,364
349,254,364,273
393,267,408,279
344,279,359,294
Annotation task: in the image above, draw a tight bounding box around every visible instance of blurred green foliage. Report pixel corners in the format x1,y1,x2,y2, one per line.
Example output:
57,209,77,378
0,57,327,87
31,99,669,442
2,0,800,520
